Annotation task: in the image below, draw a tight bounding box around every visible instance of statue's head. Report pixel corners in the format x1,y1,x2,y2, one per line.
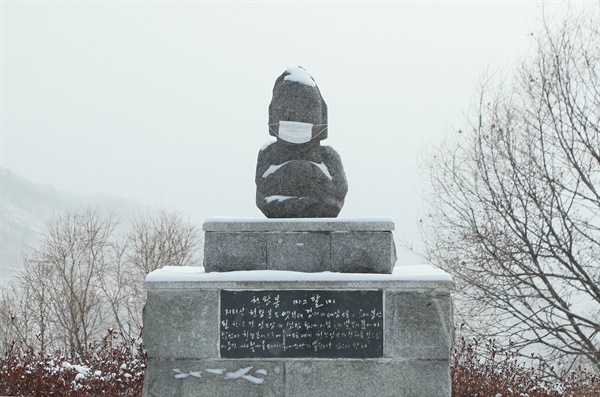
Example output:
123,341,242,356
268,66,328,144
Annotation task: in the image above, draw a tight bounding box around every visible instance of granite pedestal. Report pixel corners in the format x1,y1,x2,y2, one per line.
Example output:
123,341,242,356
203,217,397,274
142,265,454,397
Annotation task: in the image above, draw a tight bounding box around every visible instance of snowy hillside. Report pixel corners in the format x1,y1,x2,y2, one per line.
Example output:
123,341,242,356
0,168,137,284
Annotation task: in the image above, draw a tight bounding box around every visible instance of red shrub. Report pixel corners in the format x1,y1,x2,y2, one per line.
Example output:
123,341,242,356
452,337,600,397
0,335,146,396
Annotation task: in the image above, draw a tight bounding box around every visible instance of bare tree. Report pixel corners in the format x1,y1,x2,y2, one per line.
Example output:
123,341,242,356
101,207,201,342
0,208,117,353
0,206,202,353
127,208,201,274
422,12,599,374
0,275,49,351
8,254,54,352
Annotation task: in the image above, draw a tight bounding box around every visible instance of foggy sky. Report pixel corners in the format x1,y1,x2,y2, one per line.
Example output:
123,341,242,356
1,1,584,264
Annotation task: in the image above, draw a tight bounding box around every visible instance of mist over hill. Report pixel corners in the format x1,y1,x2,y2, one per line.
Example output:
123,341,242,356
0,168,138,284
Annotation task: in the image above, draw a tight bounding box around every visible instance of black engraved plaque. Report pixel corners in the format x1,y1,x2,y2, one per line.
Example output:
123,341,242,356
219,290,383,358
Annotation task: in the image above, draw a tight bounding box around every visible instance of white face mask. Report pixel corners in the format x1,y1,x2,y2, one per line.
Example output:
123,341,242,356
277,121,313,144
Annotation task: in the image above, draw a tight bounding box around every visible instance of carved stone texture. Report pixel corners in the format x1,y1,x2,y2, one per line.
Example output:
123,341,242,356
256,66,348,218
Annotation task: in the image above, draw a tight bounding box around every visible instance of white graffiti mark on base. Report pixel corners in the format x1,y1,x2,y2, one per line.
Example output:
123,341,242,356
224,366,265,384
172,366,268,384
225,366,253,379
241,374,265,384
172,368,202,379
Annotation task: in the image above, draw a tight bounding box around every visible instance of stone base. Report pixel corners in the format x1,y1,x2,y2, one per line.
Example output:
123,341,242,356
142,266,454,397
143,359,450,397
202,217,397,273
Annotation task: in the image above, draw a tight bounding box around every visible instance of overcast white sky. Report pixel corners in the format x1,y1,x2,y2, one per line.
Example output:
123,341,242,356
1,1,593,264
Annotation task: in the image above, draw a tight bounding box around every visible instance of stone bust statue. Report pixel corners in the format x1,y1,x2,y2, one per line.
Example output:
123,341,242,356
255,66,348,218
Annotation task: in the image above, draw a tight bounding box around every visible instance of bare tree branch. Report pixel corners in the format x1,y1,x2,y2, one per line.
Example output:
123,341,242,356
423,12,600,374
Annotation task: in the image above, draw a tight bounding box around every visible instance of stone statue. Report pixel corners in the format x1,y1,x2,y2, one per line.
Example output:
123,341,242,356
256,66,348,218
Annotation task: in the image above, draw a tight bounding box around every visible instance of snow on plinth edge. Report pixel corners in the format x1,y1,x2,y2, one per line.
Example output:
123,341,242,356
204,216,394,223
145,265,453,283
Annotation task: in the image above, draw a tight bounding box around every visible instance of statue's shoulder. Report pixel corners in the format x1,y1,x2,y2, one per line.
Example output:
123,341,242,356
257,141,292,169
319,145,343,161
259,140,277,153
258,141,282,161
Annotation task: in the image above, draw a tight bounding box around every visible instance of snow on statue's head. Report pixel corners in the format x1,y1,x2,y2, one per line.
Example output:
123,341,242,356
268,66,328,143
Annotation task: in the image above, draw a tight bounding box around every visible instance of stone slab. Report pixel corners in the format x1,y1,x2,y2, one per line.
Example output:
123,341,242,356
385,291,454,359
203,219,397,273
285,360,450,397
266,232,330,271
204,232,266,271
331,231,396,273
143,290,219,359
203,217,395,232
144,265,454,292
143,359,450,397
143,359,284,397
